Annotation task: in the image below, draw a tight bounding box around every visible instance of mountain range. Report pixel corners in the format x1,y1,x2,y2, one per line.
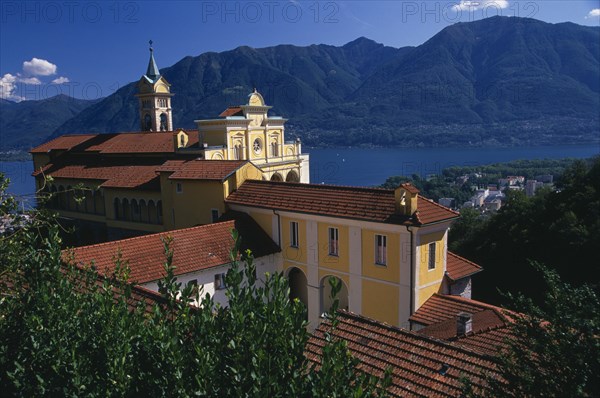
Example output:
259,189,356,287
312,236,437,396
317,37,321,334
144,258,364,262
1,16,598,151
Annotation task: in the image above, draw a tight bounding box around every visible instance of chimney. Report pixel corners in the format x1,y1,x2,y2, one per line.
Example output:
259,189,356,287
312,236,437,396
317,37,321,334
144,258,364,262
395,183,419,216
456,312,473,335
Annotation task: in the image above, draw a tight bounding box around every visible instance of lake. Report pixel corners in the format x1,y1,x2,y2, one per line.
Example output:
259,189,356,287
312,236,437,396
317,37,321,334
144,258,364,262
2,144,599,206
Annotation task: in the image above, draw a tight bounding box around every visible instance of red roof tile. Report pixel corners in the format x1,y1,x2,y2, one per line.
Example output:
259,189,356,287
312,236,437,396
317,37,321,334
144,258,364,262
306,311,499,397
219,107,244,117
410,294,517,356
165,160,248,181
417,309,506,340
83,130,199,153
409,293,509,327
401,182,420,194
30,134,97,153
446,252,483,281
226,180,458,226
34,163,160,190
65,216,279,284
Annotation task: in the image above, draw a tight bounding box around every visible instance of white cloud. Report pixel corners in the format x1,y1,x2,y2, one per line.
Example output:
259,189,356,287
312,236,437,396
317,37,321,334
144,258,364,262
453,0,509,12
586,9,600,18
51,76,70,84
22,58,57,76
18,76,42,85
0,73,25,102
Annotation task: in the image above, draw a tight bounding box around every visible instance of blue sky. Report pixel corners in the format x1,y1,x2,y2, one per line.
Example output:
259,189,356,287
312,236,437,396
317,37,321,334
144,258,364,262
1,0,599,101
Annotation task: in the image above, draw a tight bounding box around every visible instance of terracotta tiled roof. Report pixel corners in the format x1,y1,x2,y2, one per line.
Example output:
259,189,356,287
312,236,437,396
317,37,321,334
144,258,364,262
453,326,514,356
165,160,248,181
219,107,244,117
306,311,499,397
417,309,506,340
32,130,199,155
66,216,279,284
84,130,199,153
30,134,97,153
34,163,160,190
226,180,458,226
410,293,509,327
400,182,420,194
446,252,483,281
410,294,516,356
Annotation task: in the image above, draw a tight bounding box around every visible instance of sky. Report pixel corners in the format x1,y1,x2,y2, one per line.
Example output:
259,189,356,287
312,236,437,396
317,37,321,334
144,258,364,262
1,0,599,101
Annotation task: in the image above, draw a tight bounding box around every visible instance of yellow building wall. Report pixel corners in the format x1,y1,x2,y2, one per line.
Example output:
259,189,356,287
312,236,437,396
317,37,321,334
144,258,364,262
361,230,401,283
362,279,399,326
317,223,349,274
163,179,225,229
416,230,446,307
103,188,162,221
418,230,446,286
417,283,443,308
281,216,307,264
247,211,274,241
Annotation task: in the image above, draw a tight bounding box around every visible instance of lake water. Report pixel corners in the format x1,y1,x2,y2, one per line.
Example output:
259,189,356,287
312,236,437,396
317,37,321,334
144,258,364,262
2,144,599,206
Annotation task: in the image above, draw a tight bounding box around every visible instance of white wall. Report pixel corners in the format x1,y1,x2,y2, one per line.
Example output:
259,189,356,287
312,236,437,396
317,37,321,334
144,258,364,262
141,253,279,307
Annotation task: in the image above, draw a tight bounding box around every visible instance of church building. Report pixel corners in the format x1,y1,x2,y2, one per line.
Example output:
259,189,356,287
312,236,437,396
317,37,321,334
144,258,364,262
31,45,482,329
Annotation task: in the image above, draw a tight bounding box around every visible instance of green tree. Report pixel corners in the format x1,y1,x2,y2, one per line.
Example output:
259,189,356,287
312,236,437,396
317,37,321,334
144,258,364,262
0,173,390,397
468,263,600,397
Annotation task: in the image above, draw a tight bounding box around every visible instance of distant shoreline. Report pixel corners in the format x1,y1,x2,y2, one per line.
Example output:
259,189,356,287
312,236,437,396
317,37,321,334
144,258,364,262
2,141,599,163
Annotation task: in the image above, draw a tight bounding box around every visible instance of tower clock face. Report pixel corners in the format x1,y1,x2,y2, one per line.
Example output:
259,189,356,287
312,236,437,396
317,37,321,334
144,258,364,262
253,138,262,154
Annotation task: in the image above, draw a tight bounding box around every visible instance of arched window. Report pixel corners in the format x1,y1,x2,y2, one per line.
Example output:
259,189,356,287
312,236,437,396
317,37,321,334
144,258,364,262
113,198,120,220
131,199,140,222
144,114,152,131
271,140,279,157
159,113,167,131
233,144,243,160
148,200,157,224
122,198,131,221
157,200,163,224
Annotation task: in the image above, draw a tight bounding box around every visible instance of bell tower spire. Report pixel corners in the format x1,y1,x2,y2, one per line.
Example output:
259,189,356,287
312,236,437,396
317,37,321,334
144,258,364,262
135,40,174,132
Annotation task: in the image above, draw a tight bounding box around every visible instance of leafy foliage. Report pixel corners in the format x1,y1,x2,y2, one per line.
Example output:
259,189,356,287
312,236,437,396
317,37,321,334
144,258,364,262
0,173,389,397
469,263,600,397
450,157,600,304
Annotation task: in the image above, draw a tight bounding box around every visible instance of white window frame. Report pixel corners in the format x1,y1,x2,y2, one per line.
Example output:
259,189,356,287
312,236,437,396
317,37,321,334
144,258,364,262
328,227,339,256
375,234,387,266
290,221,299,248
428,242,436,270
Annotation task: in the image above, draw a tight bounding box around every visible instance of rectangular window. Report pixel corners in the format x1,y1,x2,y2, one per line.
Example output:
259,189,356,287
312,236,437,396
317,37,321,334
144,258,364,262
328,227,339,256
375,234,387,265
428,242,436,270
290,221,299,248
211,209,219,223
176,182,183,193
214,273,226,290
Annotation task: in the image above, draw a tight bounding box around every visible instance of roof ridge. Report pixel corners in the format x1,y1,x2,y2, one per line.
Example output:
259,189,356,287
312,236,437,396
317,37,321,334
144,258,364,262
455,322,511,341
447,251,483,269
431,293,513,322
67,220,235,254
337,310,494,360
418,194,460,216
244,179,395,193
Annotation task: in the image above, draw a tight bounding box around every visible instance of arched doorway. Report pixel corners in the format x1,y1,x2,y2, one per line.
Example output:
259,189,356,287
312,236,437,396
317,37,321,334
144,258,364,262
320,275,349,314
287,267,308,308
270,173,283,182
286,170,300,183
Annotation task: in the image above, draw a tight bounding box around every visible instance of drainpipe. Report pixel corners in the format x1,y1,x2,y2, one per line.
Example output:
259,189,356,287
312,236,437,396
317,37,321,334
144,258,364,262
273,210,281,247
405,225,416,319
